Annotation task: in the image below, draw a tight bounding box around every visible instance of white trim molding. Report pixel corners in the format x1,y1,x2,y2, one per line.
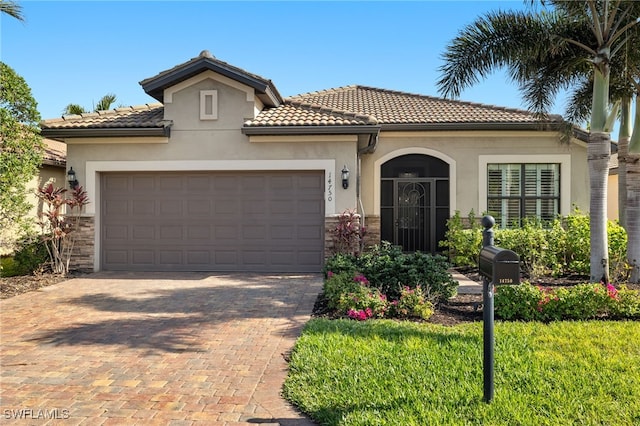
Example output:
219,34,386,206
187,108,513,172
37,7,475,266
86,159,336,272
478,154,571,216
199,90,218,120
372,147,457,216
164,70,254,103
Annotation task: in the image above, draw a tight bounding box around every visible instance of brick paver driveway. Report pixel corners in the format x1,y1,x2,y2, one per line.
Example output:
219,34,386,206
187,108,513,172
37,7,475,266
0,272,322,425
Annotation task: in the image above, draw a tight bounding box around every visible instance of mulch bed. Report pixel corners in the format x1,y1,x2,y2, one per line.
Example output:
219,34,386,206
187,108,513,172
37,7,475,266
1,272,70,299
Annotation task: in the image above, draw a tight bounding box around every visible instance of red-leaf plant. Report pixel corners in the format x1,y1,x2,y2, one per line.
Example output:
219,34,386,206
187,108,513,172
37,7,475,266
36,183,89,275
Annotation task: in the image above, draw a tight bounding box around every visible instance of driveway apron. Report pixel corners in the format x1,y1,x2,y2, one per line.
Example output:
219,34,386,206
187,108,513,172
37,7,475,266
0,272,322,425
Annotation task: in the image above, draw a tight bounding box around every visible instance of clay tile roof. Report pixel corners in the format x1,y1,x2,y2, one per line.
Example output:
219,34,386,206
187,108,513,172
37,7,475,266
41,103,165,129
245,102,378,127
278,85,561,126
42,138,66,166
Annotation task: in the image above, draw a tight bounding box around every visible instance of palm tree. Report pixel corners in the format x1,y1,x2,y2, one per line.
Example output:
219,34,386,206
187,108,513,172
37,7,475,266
0,0,24,21
438,0,640,283
62,93,118,116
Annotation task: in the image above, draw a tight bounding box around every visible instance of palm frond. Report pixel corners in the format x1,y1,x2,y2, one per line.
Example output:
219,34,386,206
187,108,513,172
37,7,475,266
0,0,24,22
94,93,117,112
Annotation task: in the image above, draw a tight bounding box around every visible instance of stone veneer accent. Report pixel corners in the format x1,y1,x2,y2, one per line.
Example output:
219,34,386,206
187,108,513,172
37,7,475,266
69,215,94,272
361,215,380,250
324,213,381,260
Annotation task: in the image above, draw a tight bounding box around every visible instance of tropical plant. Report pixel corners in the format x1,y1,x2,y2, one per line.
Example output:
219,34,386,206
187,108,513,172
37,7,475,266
62,93,118,115
437,0,640,283
36,183,89,274
0,61,44,255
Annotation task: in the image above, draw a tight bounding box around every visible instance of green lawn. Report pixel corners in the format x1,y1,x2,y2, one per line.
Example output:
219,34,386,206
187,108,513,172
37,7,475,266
284,319,640,425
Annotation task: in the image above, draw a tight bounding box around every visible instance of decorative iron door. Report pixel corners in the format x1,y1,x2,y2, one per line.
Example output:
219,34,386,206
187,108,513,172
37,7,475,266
394,179,432,252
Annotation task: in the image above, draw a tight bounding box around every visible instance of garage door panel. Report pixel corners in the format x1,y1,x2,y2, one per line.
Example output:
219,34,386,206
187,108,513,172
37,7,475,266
132,176,155,191
104,225,128,240
102,171,324,272
187,225,211,239
160,201,182,215
299,200,323,214
132,225,154,240
187,199,211,215
160,250,183,264
132,250,154,265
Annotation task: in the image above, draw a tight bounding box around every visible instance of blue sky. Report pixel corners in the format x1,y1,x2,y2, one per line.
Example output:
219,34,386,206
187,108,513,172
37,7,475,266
2,1,573,122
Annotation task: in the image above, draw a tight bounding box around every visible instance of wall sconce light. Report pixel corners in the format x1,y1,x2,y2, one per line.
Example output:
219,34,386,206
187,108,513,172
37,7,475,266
341,165,350,189
67,167,79,189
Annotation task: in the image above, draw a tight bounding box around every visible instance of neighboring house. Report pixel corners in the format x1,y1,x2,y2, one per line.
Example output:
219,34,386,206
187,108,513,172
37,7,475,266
41,50,590,273
0,139,66,256
29,138,67,218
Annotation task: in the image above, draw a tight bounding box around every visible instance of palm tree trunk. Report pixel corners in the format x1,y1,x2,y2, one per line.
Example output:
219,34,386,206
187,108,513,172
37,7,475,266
617,98,633,229
589,69,611,283
589,131,611,283
627,99,640,283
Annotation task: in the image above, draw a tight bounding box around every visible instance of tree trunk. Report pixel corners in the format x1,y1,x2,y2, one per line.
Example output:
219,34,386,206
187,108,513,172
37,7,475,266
588,131,611,283
628,101,640,283
628,153,640,283
618,98,633,229
588,69,611,283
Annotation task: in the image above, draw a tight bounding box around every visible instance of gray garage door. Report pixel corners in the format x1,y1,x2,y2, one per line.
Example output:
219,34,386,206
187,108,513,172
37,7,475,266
101,171,325,272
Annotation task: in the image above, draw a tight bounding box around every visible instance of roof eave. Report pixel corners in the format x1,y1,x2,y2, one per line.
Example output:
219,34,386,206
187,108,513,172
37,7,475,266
242,125,381,136
380,122,564,131
141,58,282,106
41,127,170,139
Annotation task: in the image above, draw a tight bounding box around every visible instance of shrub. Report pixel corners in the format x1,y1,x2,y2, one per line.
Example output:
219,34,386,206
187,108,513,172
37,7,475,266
329,209,366,256
13,238,49,275
389,285,434,320
1,238,49,277
608,285,640,319
339,284,388,320
495,282,640,321
441,208,629,282
439,210,482,267
323,272,361,310
324,241,457,303
37,183,89,275
323,272,435,321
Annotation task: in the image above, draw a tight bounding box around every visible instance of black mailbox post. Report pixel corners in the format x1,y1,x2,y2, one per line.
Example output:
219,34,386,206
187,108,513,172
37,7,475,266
478,215,520,403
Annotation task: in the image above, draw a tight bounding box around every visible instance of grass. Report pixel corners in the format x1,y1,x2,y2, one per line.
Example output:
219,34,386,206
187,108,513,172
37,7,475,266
284,319,640,425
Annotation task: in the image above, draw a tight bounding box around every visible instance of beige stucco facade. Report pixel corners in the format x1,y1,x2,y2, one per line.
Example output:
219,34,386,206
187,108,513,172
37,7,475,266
1,164,66,256
45,53,594,272
360,131,589,218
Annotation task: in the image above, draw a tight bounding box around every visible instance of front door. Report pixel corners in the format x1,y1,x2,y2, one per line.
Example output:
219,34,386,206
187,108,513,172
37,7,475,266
383,179,433,252
380,154,450,253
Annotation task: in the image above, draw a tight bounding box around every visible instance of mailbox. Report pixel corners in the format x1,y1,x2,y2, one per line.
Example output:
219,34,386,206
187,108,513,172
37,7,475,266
479,246,520,285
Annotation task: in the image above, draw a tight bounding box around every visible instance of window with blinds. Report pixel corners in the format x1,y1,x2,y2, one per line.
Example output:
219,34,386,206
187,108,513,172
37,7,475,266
487,163,560,228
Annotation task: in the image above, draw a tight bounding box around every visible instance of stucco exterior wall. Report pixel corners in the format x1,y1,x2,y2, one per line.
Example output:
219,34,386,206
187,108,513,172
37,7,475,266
359,130,589,218
63,75,359,218
0,165,66,256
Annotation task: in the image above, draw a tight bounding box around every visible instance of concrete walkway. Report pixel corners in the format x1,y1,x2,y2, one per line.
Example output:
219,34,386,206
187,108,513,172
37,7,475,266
450,271,483,295
0,272,322,425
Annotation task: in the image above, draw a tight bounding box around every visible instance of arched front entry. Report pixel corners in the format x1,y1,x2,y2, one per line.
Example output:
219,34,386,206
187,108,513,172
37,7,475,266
380,154,450,253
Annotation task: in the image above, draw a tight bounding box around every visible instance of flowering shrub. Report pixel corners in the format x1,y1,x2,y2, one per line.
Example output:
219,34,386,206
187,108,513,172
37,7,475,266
324,242,458,302
389,285,434,320
337,285,388,319
495,282,640,322
322,272,435,321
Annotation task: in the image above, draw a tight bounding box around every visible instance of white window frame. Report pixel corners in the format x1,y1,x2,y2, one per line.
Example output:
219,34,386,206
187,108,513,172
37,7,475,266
479,155,571,218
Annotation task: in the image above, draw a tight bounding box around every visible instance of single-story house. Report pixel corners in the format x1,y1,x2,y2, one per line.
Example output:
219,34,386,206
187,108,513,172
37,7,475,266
41,50,591,273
